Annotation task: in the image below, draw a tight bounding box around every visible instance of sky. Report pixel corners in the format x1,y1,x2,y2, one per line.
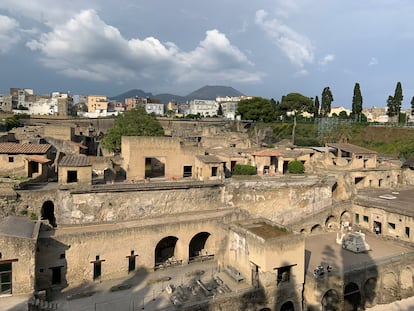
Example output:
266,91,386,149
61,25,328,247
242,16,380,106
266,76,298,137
0,0,414,109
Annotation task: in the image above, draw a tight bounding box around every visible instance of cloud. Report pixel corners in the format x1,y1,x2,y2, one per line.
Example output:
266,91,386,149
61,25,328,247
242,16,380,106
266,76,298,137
0,15,20,53
319,54,335,66
27,9,262,85
368,57,378,66
255,9,314,68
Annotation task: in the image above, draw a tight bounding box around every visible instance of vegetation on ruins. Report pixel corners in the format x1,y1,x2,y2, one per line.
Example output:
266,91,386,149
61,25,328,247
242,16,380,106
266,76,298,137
4,113,29,131
232,164,257,175
101,107,164,152
287,160,305,174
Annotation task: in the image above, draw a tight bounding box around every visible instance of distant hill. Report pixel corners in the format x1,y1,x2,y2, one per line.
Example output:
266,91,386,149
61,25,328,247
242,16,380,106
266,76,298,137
110,85,245,104
154,93,186,104
109,89,153,102
184,85,244,101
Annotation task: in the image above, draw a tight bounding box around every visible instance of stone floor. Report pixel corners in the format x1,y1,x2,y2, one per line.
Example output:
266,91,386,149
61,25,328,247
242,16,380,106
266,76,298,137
1,260,250,311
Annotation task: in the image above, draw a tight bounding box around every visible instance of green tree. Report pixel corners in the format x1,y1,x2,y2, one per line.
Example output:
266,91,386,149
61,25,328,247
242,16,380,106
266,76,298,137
236,97,276,122
338,111,349,119
232,164,257,175
278,93,313,144
387,82,403,122
217,104,223,116
101,107,164,152
287,160,305,174
352,83,363,121
411,96,414,117
321,87,334,117
314,96,320,118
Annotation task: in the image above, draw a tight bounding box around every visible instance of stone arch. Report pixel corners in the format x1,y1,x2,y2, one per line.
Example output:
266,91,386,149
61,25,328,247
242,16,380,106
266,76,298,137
280,300,294,311
155,236,178,268
401,267,413,290
311,224,323,233
363,277,377,308
321,289,340,311
325,215,338,231
383,271,399,301
340,211,352,224
189,232,211,260
41,200,56,227
344,282,361,311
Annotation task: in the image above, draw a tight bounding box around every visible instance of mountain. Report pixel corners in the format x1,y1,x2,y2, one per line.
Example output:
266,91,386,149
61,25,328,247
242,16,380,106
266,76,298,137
110,85,245,104
154,93,186,104
185,85,244,100
109,89,153,102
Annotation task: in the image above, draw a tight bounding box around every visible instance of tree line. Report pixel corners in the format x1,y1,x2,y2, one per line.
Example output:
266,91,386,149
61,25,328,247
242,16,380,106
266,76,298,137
236,81,411,123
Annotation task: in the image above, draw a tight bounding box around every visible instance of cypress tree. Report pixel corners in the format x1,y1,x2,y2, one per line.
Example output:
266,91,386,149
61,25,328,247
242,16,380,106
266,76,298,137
352,83,363,121
321,87,333,117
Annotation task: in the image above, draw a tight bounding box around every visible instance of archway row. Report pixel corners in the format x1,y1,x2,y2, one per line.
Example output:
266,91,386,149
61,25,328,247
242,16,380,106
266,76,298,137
154,231,213,269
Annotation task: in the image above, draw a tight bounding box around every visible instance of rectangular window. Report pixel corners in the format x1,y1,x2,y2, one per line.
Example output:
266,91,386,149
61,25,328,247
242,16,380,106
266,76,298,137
363,215,369,223
355,213,360,224
211,167,218,177
67,170,78,183
388,222,396,230
0,263,12,294
8,157,13,163
183,166,192,178
276,265,293,285
127,250,137,273
406,227,410,238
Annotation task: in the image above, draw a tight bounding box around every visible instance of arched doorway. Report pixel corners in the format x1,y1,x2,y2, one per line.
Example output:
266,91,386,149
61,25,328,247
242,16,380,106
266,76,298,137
311,224,322,234
154,236,178,269
189,232,211,261
321,289,340,311
344,282,361,311
280,300,294,311
41,201,56,227
364,277,377,307
325,215,338,231
340,211,352,225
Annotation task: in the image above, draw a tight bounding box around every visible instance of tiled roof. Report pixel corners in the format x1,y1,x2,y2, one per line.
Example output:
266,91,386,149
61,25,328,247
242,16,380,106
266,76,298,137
0,143,51,154
59,155,90,167
25,155,51,163
196,155,223,164
251,149,283,157
0,216,38,239
327,143,377,154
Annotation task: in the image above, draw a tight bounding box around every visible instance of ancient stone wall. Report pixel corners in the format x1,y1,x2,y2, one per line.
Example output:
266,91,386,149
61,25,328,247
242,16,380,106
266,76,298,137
0,235,37,294
36,211,237,289
224,177,334,226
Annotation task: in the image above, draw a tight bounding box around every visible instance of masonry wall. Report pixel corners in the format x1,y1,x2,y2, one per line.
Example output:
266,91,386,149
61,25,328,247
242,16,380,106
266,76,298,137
0,235,37,294
58,166,91,185
36,215,233,288
224,177,334,226
122,136,203,180
43,126,74,141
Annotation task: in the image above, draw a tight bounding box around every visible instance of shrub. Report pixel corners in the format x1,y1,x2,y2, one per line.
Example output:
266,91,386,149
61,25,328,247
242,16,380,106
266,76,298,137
288,160,305,174
232,164,257,175
30,212,38,220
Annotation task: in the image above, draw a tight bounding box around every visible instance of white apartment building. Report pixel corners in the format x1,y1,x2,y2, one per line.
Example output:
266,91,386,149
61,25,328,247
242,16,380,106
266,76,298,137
188,99,218,117
145,102,164,116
